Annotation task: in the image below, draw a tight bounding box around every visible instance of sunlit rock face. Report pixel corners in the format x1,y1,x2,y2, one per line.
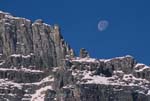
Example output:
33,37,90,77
0,11,150,101
0,11,73,69
0,11,73,101
54,56,150,101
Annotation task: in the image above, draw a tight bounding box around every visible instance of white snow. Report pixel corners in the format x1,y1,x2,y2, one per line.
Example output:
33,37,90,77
21,75,54,101
4,14,21,20
99,55,133,63
0,11,10,15
0,79,22,89
52,67,60,72
22,55,31,58
74,69,150,87
21,24,25,26
0,67,43,73
10,54,21,57
0,11,31,22
22,75,54,86
31,85,53,101
0,61,5,65
122,74,149,84
72,55,133,63
43,23,51,27
0,93,16,96
135,63,145,67
99,59,111,63
72,57,97,63
4,22,11,26
80,71,113,85
147,90,150,95
30,53,34,55
138,66,149,72
85,76,109,84
32,21,50,26
33,75,54,85
80,71,121,85
122,74,133,81
113,70,124,74
0,68,15,71
134,63,149,72
115,55,133,59
136,90,145,94
10,54,33,58
20,75,54,100
21,67,43,73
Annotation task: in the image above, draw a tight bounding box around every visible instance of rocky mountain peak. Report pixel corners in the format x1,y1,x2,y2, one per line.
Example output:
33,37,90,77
0,10,74,69
0,11,150,101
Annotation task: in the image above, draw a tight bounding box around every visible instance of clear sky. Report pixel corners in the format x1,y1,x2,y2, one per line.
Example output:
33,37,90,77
0,0,150,65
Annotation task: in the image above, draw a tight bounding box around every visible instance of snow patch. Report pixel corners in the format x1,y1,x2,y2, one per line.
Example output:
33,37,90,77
63,85,74,89
80,71,114,85
0,79,22,89
0,61,5,65
52,67,60,72
113,70,124,74
0,11,10,15
0,67,43,73
43,23,51,27
99,55,133,63
10,53,34,58
22,55,31,58
4,14,21,20
21,67,43,73
134,63,149,72
10,54,21,57
23,75,54,85
31,85,53,101
99,59,111,63
75,69,150,87
72,57,97,63
147,90,150,95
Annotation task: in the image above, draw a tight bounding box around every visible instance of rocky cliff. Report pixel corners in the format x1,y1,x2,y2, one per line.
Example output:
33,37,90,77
0,11,150,101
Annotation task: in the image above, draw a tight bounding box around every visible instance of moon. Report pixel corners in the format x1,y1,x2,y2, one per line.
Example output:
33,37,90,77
98,20,109,31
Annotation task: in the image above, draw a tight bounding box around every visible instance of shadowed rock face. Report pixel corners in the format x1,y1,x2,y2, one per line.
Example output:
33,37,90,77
0,11,150,101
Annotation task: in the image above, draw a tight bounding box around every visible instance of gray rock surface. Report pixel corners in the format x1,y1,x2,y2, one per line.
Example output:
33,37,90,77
80,48,89,58
0,11,150,101
0,11,73,69
54,57,150,101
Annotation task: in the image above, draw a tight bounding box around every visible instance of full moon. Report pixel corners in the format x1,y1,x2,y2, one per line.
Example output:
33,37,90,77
98,20,109,31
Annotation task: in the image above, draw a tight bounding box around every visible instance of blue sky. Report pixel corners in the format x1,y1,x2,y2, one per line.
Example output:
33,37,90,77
0,0,150,65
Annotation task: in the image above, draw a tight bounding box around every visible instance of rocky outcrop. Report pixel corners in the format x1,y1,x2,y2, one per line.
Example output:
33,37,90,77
0,11,73,101
133,63,150,80
80,48,89,58
0,11,74,69
0,11,150,101
54,56,150,101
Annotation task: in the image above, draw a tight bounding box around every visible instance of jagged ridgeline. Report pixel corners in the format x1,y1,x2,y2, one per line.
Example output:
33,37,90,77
0,11,74,69
0,11,150,101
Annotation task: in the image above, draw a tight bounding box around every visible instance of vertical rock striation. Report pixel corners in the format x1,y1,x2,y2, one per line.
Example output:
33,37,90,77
0,11,150,101
0,11,74,69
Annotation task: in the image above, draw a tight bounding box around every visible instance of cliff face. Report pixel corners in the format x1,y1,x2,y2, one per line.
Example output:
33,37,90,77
0,11,73,69
0,11,150,101
55,56,150,101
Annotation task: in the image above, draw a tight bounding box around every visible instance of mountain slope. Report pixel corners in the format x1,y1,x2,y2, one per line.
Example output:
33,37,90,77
0,11,150,101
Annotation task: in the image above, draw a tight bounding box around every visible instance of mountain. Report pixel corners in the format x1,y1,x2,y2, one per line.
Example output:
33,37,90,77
0,11,150,101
